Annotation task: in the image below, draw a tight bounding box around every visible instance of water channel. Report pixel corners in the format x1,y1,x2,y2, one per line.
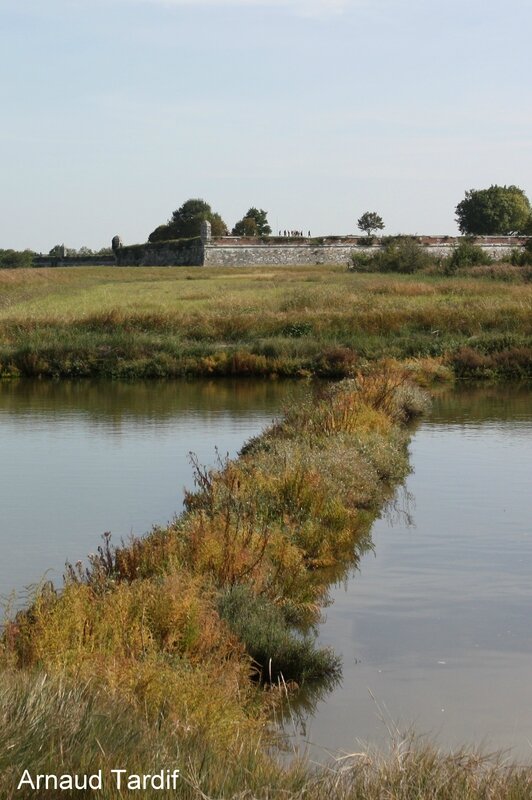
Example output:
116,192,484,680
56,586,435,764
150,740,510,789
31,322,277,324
0,379,531,760
297,382,532,762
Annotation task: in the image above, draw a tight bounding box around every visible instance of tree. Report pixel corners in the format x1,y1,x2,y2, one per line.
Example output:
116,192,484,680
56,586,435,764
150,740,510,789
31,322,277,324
232,207,271,237
234,217,258,237
148,199,228,242
357,212,385,237
0,249,34,269
455,185,532,235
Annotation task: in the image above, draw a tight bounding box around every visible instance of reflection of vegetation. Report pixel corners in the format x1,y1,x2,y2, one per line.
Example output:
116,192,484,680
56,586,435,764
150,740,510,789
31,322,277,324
430,381,532,423
381,484,416,528
0,378,308,425
1,369,428,797
277,671,342,735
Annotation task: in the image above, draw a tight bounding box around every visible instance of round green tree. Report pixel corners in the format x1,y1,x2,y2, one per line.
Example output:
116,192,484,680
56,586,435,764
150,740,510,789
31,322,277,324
232,208,271,237
455,185,531,235
148,199,228,242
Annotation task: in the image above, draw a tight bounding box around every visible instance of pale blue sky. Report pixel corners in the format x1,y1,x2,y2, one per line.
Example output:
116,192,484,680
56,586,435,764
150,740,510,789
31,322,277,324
1,0,531,251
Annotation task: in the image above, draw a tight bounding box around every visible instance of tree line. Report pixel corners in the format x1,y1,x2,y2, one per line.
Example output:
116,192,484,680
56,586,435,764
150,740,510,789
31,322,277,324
148,185,532,244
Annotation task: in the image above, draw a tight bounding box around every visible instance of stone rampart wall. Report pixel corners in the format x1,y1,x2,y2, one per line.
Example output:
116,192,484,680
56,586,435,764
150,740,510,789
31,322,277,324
203,236,526,267
116,238,203,267
35,236,525,269
204,242,357,266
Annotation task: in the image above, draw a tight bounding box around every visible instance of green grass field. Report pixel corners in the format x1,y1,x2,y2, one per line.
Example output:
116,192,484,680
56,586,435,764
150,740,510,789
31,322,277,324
0,264,531,379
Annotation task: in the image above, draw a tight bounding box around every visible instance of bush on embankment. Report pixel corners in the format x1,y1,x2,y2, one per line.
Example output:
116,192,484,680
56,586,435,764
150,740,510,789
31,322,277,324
350,236,433,274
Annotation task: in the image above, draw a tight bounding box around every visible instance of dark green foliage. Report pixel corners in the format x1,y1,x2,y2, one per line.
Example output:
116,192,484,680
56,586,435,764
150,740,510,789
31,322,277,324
357,211,385,237
350,236,431,273
0,249,34,269
148,199,228,242
510,239,532,266
349,251,378,271
379,237,431,273
217,585,341,683
445,238,492,272
455,185,531,235
146,224,170,243
234,217,258,236
232,207,272,237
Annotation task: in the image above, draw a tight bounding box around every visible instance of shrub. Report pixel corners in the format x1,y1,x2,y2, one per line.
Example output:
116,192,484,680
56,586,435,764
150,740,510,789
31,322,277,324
349,250,378,272
445,238,492,273
350,237,431,274
379,236,432,273
510,239,532,266
217,584,341,683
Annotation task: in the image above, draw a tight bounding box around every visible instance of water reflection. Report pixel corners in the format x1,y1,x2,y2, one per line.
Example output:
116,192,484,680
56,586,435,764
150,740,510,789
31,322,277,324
0,378,307,597
381,485,416,529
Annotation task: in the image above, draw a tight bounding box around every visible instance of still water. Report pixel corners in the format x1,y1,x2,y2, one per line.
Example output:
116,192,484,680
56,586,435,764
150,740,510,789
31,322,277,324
299,383,532,762
0,379,304,599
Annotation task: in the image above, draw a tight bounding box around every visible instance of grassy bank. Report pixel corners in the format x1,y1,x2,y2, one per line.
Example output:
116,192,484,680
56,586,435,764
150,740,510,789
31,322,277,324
2,673,532,799
0,265,531,379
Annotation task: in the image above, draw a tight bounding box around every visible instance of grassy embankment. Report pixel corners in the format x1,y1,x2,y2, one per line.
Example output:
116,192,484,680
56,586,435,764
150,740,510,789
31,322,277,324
2,372,532,798
0,264,531,379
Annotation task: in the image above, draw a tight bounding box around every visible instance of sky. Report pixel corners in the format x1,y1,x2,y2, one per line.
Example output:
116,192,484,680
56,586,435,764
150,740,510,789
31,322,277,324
1,0,531,251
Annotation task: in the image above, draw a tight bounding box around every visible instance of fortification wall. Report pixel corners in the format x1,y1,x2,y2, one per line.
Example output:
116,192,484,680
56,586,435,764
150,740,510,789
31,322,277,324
37,235,522,269
204,239,360,266
116,238,203,267
203,236,525,267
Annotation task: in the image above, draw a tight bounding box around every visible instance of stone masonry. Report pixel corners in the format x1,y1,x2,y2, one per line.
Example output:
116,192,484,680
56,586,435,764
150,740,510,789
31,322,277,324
113,235,527,268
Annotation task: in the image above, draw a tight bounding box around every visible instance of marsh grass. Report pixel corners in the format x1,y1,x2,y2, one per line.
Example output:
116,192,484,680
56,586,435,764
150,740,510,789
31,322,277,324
0,266,530,378
2,674,531,799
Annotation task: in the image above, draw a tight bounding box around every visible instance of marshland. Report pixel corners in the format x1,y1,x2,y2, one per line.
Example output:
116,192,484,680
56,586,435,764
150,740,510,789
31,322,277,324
0,264,530,379
1,264,532,798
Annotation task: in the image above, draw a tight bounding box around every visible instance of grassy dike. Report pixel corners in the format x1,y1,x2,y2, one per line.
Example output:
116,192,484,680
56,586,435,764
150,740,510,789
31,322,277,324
2,371,532,798
0,265,531,380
